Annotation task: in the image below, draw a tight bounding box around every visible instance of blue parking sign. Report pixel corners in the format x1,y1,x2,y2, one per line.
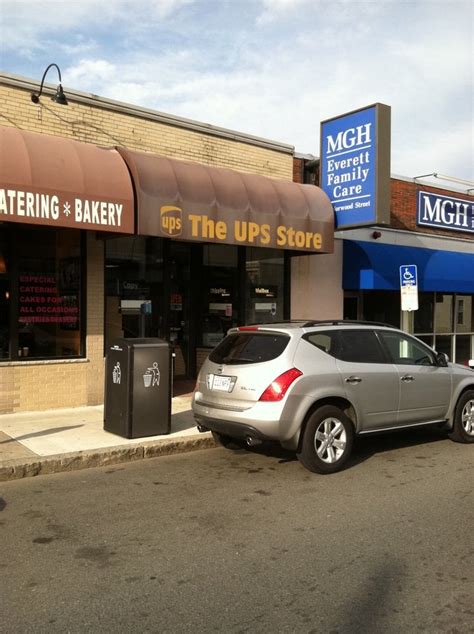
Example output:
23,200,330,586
400,265,418,288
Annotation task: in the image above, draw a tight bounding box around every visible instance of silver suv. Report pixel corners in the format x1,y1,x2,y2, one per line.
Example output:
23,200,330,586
192,321,474,474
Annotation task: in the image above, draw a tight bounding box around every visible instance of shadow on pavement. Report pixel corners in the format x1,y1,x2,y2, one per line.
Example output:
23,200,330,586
0,424,85,444
230,426,448,470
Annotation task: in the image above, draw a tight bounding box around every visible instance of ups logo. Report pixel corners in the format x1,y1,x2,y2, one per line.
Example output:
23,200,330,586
160,205,182,237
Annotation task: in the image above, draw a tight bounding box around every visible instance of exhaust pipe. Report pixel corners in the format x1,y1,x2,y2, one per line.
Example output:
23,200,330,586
197,424,209,433
246,436,262,447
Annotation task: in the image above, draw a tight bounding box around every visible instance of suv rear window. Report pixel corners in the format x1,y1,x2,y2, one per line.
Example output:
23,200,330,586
209,333,290,365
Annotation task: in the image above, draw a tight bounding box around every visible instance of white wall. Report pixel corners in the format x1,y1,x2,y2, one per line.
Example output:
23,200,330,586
290,239,343,320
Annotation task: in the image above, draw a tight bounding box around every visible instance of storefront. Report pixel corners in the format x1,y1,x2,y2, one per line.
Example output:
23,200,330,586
104,148,333,376
340,178,474,365
0,73,336,412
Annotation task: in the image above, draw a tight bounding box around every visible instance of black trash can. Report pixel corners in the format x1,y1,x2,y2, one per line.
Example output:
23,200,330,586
104,338,172,438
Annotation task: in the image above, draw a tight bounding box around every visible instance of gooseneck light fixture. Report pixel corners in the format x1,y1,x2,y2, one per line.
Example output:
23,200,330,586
31,63,68,106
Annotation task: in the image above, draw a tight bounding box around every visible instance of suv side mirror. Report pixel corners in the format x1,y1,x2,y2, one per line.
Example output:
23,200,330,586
436,352,449,367
468,359,474,369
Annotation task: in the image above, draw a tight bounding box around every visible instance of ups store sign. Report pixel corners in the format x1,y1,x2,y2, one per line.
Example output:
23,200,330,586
159,205,328,252
417,191,474,234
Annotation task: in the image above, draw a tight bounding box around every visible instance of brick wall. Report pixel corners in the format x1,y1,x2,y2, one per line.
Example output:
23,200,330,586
0,83,292,180
390,179,474,239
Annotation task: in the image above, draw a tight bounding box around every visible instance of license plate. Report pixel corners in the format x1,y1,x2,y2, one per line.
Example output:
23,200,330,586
212,375,232,391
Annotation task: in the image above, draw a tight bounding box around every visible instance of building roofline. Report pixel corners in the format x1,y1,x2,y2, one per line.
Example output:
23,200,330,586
390,173,473,195
0,72,294,155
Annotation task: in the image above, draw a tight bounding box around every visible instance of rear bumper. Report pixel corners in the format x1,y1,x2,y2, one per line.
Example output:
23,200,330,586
192,394,283,440
194,416,270,441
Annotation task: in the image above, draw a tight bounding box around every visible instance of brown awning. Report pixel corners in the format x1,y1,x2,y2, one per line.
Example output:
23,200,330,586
0,127,134,234
117,148,334,253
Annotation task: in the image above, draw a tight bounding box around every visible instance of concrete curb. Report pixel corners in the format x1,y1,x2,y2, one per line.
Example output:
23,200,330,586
0,433,216,482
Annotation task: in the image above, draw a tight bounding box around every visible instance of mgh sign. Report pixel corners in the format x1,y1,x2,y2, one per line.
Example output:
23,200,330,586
417,191,474,234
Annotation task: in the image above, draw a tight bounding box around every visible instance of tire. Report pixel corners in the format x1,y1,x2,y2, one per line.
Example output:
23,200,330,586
448,390,474,443
211,431,246,450
297,405,354,474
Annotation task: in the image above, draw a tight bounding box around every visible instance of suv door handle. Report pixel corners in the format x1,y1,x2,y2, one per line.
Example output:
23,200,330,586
401,375,415,382
345,376,362,384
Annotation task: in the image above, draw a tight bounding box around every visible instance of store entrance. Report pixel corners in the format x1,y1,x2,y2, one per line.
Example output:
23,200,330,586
166,241,193,378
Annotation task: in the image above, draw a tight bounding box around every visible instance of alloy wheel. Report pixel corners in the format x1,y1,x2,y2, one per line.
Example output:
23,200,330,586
461,399,474,436
314,417,347,463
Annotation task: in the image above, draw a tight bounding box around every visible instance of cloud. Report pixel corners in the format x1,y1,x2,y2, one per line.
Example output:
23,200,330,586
2,0,473,181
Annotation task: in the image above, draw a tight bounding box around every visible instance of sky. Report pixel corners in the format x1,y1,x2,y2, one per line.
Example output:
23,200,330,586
1,0,473,184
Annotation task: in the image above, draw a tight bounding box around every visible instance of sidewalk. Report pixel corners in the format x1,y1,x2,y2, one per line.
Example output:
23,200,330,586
0,388,215,481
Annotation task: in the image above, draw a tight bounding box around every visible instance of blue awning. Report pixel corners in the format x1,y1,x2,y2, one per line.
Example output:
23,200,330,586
343,240,474,292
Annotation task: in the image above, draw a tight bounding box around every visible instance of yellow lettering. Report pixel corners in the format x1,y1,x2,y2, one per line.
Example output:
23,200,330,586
234,220,247,242
215,221,227,240
248,222,260,242
188,214,202,237
260,224,270,245
276,225,287,246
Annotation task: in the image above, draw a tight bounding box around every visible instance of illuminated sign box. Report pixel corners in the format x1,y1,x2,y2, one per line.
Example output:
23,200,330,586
320,103,391,229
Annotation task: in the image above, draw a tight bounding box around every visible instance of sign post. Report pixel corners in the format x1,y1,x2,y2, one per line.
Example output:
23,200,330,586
400,265,419,312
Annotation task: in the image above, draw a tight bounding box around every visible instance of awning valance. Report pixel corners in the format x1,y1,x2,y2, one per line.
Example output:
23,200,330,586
0,127,134,233
344,240,474,293
117,147,334,253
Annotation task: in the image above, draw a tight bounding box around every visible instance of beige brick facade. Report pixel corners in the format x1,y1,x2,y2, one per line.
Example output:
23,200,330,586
0,74,294,412
0,81,292,179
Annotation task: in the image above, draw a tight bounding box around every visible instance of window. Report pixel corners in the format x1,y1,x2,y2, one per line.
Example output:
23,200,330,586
306,329,387,364
379,331,436,366
245,248,285,325
200,245,239,348
0,225,84,361
362,291,400,327
337,330,386,363
209,333,289,365
413,292,473,365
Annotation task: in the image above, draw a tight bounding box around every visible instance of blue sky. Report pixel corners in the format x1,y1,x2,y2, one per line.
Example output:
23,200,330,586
1,0,473,184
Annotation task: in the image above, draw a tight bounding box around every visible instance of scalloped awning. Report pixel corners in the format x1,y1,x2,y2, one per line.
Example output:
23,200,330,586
0,127,134,234
117,147,334,253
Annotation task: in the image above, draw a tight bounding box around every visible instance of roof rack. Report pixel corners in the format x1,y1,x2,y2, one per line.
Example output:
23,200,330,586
301,320,394,328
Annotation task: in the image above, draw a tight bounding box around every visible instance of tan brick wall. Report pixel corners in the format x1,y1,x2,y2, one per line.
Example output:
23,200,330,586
0,84,293,180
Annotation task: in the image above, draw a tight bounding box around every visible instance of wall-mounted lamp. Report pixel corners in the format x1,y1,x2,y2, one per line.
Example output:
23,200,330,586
372,231,382,240
31,63,68,106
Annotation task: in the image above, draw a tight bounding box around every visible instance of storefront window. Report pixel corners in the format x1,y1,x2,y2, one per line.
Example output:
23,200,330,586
0,232,10,359
0,225,84,361
414,292,434,333
434,294,453,334
200,245,239,348
362,291,400,327
105,237,164,348
245,248,285,324
455,296,473,333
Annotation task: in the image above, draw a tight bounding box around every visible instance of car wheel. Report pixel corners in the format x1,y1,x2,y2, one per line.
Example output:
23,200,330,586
448,390,474,443
297,405,354,474
211,431,246,450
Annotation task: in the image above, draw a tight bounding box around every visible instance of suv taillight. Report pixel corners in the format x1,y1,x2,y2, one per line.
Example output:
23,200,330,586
259,368,303,402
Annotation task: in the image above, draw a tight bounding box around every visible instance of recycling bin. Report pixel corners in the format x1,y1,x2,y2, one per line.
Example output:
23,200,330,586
104,338,171,438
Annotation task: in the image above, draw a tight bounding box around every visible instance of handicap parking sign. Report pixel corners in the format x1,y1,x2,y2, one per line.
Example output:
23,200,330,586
400,264,418,288
400,265,418,311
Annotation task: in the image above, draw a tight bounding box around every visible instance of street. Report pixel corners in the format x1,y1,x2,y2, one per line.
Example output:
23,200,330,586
1,429,473,633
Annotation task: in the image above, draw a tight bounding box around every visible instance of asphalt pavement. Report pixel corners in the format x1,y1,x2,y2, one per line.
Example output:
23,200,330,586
1,426,473,633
